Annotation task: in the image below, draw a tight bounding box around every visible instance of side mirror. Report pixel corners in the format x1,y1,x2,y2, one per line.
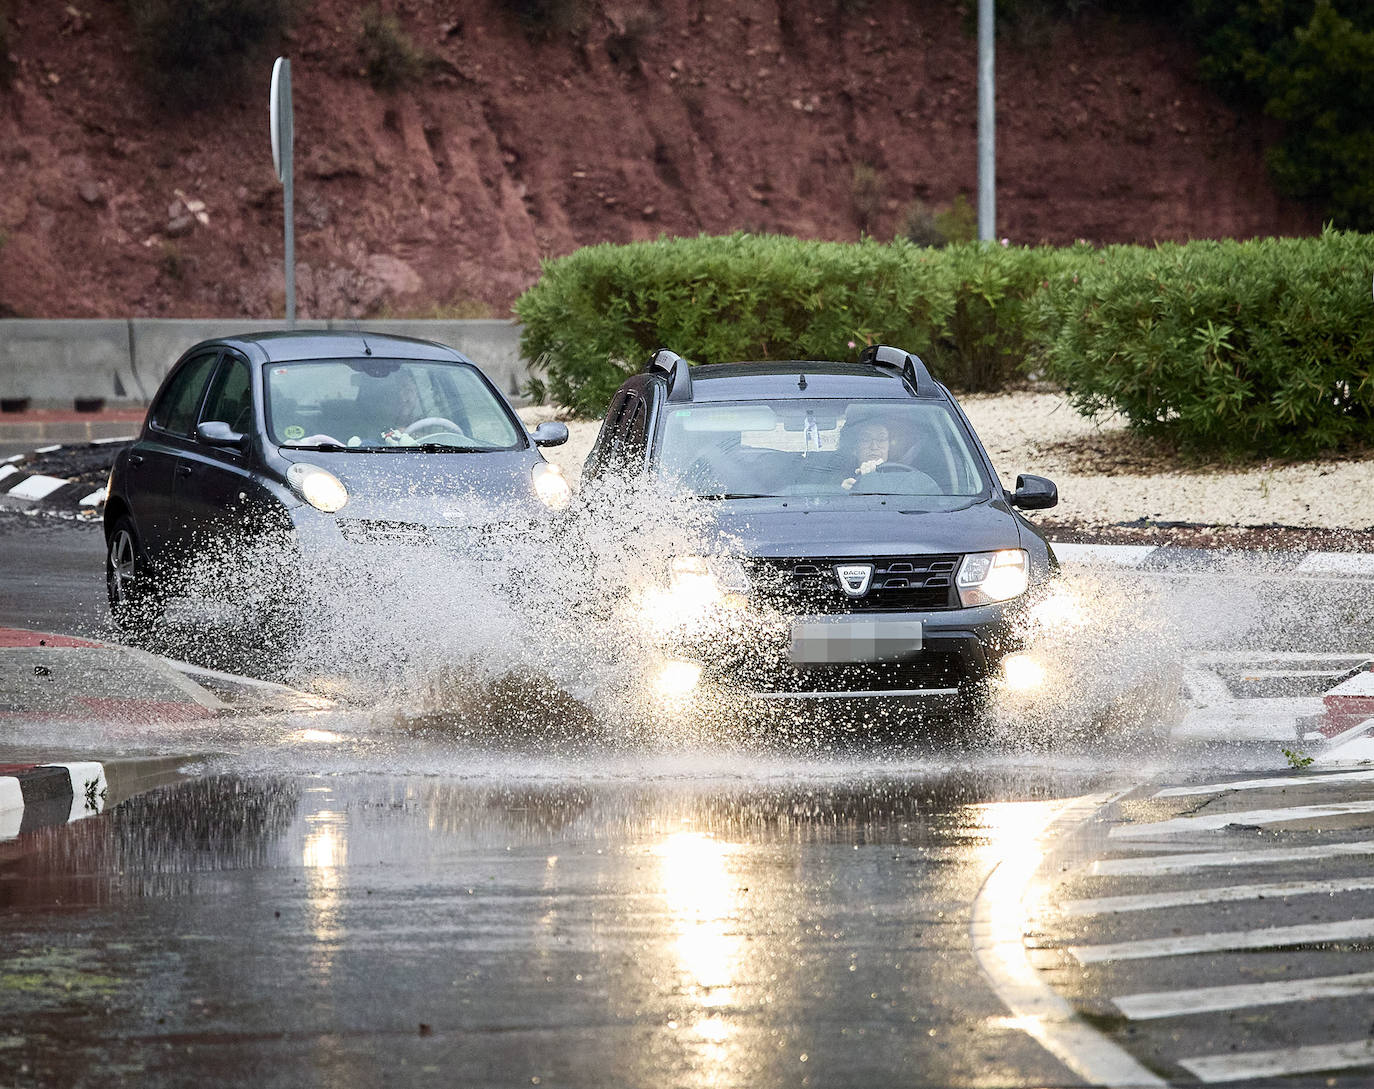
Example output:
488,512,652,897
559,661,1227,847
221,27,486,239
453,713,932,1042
1010,473,1057,510
531,421,570,448
196,420,247,449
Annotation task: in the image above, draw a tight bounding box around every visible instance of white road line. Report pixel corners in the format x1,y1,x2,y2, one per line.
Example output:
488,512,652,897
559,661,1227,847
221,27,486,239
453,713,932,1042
1153,769,1374,798
970,790,1166,1088
32,444,61,453
78,489,105,506
1114,970,1374,1020
1061,876,1374,916
6,474,70,500
1298,552,1374,577
1093,840,1374,876
1109,800,1374,838
0,463,18,480
1071,917,1374,964
1181,1038,1374,1083
1049,543,1157,567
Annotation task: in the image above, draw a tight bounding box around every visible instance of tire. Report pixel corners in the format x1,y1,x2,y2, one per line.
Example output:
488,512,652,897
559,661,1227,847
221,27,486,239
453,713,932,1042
106,515,164,631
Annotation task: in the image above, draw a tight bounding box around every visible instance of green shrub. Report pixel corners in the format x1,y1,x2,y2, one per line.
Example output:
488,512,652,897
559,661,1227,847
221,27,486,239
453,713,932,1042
125,0,297,110
1037,228,1374,456
359,6,426,91
514,234,1062,415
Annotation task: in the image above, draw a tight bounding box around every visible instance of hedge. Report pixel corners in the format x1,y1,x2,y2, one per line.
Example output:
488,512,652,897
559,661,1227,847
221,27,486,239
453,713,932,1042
515,230,1374,457
1038,228,1374,457
514,233,1064,416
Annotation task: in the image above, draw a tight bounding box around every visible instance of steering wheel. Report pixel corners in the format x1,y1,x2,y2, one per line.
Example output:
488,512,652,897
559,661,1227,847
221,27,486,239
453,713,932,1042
872,461,921,473
405,416,465,440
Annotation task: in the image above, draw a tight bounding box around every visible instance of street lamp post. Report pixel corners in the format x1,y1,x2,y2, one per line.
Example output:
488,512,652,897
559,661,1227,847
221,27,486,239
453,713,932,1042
977,0,995,242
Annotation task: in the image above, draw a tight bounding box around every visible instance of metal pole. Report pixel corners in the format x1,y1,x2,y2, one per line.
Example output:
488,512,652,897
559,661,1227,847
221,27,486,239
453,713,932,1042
977,0,995,242
282,59,295,327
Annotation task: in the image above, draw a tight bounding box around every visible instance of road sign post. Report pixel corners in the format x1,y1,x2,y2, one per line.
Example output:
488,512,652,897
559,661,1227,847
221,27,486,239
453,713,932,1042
270,57,295,326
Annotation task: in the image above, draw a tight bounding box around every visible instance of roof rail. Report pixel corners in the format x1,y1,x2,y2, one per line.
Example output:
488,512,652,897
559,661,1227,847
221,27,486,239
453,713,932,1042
645,348,693,402
858,343,930,395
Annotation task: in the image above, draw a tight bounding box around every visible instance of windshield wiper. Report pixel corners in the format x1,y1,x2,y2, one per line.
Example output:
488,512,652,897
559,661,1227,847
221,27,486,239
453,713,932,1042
281,441,348,451
697,492,774,500
373,443,494,453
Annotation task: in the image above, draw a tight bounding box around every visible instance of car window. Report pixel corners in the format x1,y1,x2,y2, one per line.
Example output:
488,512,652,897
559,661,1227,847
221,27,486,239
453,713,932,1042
264,358,522,450
200,357,253,434
150,352,220,437
656,399,989,500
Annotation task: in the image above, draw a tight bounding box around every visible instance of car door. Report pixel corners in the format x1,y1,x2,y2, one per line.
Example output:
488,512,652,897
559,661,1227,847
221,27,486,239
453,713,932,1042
130,350,221,564
172,352,262,558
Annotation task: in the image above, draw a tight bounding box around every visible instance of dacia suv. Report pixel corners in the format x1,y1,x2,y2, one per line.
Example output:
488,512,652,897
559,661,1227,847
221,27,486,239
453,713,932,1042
583,345,1060,711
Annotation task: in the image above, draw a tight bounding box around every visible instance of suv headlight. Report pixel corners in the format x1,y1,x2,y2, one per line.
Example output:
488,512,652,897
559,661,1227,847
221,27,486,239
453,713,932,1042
287,463,348,513
956,549,1029,606
644,555,750,635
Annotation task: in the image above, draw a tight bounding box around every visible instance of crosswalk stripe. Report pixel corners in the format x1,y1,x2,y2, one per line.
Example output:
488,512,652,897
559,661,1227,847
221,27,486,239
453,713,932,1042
1060,876,1374,916
1071,917,1374,964
1114,970,1374,1020
1180,1038,1374,1083
1153,768,1374,798
1092,840,1374,876
1109,800,1374,838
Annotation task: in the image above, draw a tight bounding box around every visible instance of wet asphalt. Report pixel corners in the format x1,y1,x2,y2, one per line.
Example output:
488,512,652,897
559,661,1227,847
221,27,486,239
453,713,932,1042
2,513,1374,1087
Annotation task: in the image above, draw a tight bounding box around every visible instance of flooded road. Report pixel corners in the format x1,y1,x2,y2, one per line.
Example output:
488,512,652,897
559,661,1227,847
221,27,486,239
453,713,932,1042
3,514,1373,1085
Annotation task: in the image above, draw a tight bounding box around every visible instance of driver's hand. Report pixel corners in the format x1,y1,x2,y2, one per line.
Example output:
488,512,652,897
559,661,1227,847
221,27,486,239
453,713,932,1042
841,476,857,490
858,459,883,475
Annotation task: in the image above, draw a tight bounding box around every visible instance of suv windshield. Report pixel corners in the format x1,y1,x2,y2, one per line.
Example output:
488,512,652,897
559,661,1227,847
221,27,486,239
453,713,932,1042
266,358,522,450
657,399,989,498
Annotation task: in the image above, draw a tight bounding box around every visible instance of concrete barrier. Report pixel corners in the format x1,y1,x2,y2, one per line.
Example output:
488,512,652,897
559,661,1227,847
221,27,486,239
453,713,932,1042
0,318,529,408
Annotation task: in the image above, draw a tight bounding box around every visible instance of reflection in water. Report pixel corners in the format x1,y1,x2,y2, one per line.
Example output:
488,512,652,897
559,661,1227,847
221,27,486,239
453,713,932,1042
301,800,348,976
656,830,744,1083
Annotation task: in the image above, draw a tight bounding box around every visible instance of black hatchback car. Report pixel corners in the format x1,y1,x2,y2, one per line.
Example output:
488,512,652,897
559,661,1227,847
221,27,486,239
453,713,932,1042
584,344,1059,709
105,330,570,626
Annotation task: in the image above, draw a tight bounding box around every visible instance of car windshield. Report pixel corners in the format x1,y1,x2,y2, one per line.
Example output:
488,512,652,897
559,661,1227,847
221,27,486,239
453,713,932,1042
265,358,522,451
657,399,989,498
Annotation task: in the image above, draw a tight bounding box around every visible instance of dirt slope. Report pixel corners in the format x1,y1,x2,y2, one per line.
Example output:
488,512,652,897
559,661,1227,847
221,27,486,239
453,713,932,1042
0,0,1319,320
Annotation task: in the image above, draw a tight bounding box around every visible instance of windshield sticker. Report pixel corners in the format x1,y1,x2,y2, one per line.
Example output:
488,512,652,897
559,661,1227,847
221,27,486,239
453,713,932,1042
283,425,305,441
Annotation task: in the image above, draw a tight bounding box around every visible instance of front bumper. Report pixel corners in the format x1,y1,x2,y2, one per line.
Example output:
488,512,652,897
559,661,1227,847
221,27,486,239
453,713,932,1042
662,601,1024,700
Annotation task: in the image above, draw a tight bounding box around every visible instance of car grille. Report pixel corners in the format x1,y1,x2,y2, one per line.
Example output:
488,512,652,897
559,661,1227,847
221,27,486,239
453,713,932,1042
745,653,965,695
749,554,960,612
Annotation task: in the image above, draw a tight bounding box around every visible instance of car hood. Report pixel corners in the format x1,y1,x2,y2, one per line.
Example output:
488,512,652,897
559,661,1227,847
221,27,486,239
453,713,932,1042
276,447,543,524
699,494,1025,556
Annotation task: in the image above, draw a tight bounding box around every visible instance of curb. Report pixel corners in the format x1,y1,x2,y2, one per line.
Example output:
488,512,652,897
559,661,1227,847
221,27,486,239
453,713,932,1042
0,754,197,844
0,761,108,840
0,438,129,519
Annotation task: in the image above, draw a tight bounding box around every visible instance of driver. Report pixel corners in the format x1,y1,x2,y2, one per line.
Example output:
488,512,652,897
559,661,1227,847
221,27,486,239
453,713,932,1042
837,418,890,490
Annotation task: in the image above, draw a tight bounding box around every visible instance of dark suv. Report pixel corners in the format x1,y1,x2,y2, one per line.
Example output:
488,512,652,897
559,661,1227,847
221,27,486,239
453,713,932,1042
584,345,1059,710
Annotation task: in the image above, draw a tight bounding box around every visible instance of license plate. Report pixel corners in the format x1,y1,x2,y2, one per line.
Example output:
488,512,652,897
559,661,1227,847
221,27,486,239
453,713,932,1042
789,617,924,664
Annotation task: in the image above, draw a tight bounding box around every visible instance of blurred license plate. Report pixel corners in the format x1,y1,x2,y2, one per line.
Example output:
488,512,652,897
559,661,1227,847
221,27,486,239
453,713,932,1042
789,617,923,664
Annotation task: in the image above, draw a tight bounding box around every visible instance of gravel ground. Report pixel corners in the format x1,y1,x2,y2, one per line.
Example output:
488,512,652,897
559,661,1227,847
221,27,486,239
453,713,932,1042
519,392,1374,553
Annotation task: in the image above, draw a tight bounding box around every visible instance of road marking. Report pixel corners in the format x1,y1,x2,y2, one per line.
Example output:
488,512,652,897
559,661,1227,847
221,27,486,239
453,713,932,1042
0,464,17,479
1153,768,1374,798
1298,552,1374,577
1093,839,1374,876
78,488,104,506
1071,917,1374,964
1061,875,1374,916
1050,543,1157,567
1110,800,1374,838
1181,1038,1374,1083
970,790,1167,1088
6,474,69,500
1114,970,1374,1020
32,444,61,453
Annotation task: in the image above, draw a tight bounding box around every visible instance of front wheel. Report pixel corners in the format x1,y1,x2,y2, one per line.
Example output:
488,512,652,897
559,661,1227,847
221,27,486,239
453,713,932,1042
106,516,164,631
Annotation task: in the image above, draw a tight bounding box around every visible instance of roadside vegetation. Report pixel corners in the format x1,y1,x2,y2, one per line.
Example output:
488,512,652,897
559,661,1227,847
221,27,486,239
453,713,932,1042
515,230,1374,459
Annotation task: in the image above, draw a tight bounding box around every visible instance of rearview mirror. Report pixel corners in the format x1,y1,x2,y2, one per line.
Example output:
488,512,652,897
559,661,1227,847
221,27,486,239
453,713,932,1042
196,421,247,449
531,421,569,448
1010,473,1057,510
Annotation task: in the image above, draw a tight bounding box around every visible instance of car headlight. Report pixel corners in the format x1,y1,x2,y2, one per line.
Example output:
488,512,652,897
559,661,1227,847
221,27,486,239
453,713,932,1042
286,463,349,513
532,462,571,510
644,555,750,635
956,549,1029,606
